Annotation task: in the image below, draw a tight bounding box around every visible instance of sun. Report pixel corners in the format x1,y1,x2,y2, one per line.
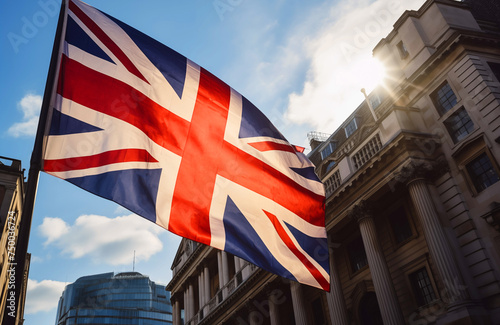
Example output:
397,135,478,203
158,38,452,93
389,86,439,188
355,56,387,94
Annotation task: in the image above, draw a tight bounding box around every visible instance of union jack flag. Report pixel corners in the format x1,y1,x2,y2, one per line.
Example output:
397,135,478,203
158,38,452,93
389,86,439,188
42,0,329,290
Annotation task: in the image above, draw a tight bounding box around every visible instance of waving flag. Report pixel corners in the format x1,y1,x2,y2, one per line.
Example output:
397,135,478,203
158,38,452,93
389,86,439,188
41,0,329,290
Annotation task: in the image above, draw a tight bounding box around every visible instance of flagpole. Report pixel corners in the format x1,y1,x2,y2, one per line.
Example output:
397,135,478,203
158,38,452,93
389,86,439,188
2,1,67,324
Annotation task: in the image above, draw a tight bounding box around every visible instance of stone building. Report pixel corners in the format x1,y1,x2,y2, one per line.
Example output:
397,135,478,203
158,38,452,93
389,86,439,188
167,0,500,323
0,157,29,324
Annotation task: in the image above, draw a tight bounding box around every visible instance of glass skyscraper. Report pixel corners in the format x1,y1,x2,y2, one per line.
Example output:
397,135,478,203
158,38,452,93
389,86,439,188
55,272,172,325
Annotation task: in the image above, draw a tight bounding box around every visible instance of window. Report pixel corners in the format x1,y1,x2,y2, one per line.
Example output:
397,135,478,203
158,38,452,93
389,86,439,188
487,61,500,82
430,82,457,115
388,206,413,244
466,152,500,193
443,107,474,143
345,118,358,138
0,185,5,214
397,41,409,59
369,94,382,110
409,267,437,307
352,134,383,169
324,170,341,196
320,142,336,160
347,235,368,273
325,161,336,172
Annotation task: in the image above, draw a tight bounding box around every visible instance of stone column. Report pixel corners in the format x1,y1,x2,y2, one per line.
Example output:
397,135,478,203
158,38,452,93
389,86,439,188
217,251,223,288
171,299,176,325
407,177,469,303
325,239,349,325
290,281,309,325
241,259,251,280
217,251,230,299
198,272,204,310
234,256,241,273
172,298,181,325
217,251,223,302
221,251,230,298
351,202,405,325
268,290,281,325
204,264,210,303
246,304,260,325
222,251,230,282
188,282,195,322
183,287,189,322
234,257,242,285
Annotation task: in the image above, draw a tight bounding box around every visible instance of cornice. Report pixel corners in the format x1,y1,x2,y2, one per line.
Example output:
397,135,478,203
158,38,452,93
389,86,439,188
166,242,207,292
374,0,472,52
325,132,447,231
325,131,442,206
198,268,269,325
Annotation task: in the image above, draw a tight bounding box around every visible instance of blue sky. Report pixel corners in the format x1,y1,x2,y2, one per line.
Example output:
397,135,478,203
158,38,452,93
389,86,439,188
1,0,426,323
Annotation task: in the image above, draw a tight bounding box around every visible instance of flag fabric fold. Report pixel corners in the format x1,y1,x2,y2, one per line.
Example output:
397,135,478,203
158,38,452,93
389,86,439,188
42,0,329,290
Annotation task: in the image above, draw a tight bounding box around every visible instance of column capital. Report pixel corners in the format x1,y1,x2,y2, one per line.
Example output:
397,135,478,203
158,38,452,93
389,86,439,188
200,257,211,268
2,183,18,191
196,264,203,273
392,158,448,188
347,200,374,224
170,291,182,302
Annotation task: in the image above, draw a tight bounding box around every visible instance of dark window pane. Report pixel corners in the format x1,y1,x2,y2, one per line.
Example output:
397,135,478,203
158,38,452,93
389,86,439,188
444,107,474,143
370,94,382,109
321,142,336,160
397,41,409,59
326,161,336,172
431,82,457,115
348,236,368,272
409,267,436,307
345,118,358,138
487,61,500,82
466,153,500,192
388,206,413,244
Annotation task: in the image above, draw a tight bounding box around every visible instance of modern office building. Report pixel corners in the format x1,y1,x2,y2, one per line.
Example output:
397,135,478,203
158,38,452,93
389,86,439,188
0,157,29,325
55,272,172,324
166,0,500,324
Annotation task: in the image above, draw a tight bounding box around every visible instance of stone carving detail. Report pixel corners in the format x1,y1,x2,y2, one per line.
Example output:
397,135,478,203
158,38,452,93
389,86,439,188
347,200,374,223
481,201,500,232
390,157,449,189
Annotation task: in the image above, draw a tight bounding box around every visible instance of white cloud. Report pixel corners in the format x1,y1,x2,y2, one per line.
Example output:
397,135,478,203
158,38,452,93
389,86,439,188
213,0,426,144
39,217,69,246
39,214,164,265
284,0,427,133
8,94,42,137
25,279,66,314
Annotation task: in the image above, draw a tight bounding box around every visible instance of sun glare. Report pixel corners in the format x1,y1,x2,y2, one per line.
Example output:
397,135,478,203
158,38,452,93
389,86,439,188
356,56,386,93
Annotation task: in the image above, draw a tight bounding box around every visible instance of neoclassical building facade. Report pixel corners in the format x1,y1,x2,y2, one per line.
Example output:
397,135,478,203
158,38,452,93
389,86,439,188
166,0,500,324
0,157,28,324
